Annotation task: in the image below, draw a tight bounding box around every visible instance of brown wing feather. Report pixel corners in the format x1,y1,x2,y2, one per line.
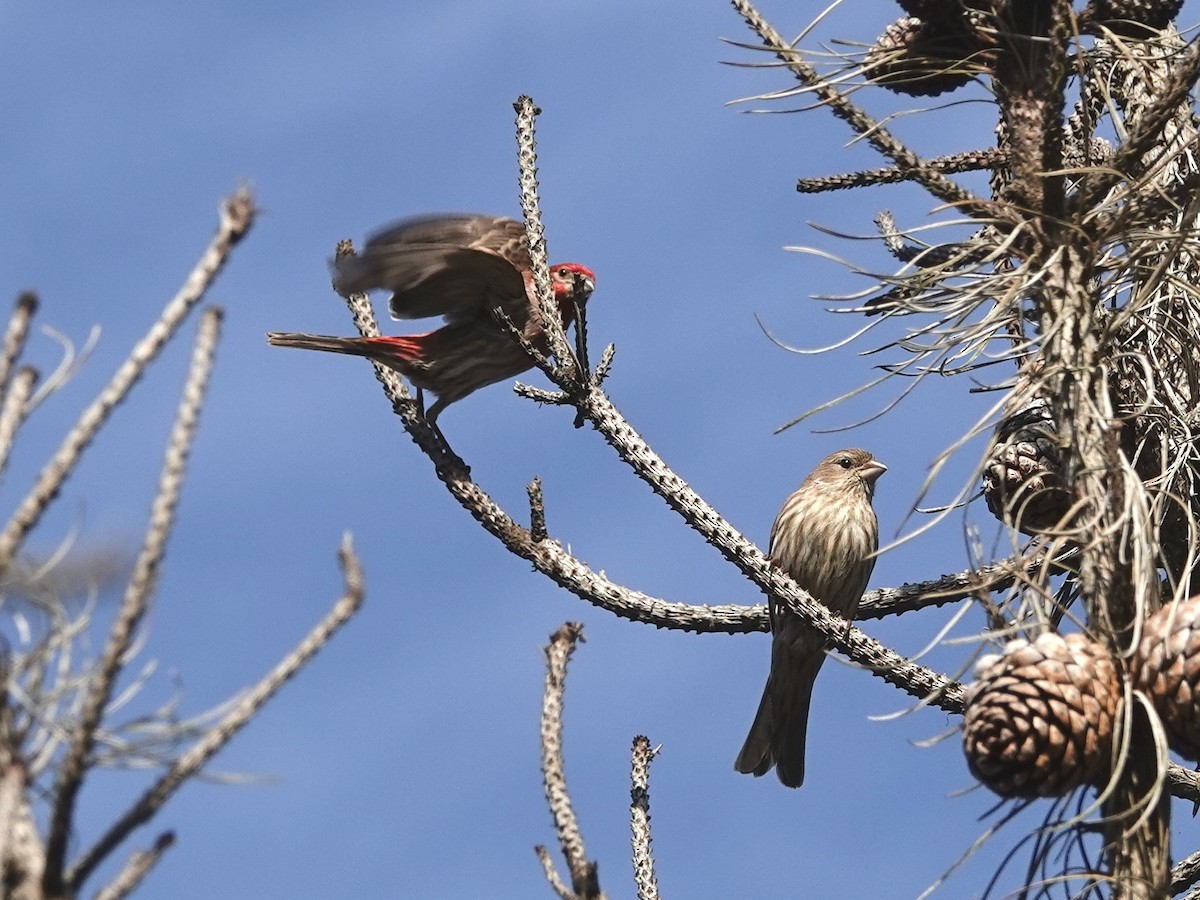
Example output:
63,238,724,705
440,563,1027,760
331,215,533,323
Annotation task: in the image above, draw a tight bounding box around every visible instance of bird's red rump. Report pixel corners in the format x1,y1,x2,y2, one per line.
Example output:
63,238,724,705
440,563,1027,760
364,334,427,361
271,214,596,423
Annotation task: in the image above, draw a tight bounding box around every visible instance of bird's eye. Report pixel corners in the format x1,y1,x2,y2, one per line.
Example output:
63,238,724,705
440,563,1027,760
557,267,570,278
838,456,853,468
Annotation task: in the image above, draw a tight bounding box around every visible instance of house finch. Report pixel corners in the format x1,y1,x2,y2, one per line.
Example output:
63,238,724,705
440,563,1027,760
734,449,886,788
267,214,596,422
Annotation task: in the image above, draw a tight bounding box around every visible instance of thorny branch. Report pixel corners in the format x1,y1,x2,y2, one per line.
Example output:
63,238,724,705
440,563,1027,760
515,11,1200,898
66,535,364,891
629,736,659,900
267,0,1200,894
719,0,1200,895
1173,844,1200,896
0,190,256,583
0,294,36,402
333,237,964,712
536,623,604,900
796,149,1004,195
0,187,366,899
511,97,968,712
729,0,988,216
92,831,175,900
514,97,578,378
535,846,574,900
43,305,227,897
0,366,38,485
325,91,1200,744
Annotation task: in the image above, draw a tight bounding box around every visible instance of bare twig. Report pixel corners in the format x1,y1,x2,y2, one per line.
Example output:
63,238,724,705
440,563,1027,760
514,96,578,377
0,189,255,580
65,535,365,891
592,344,616,389
4,798,44,896
629,736,659,900
537,623,604,900
43,306,225,896
92,831,175,900
529,476,548,542
786,591,964,709
797,148,1004,195
535,844,574,900
0,293,37,401
1173,843,1200,896
0,761,27,886
0,367,38,487
1167,763,1200,803
515,383,572,406
731,0,987,214
859,549,1072,620
1079,30,1200,212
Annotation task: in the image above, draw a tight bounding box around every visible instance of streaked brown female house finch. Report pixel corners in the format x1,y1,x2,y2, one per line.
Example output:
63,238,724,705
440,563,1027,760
268,214,596,422
735,449,886,788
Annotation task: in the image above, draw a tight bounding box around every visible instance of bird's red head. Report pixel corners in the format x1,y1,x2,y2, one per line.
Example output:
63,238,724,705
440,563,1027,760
550,263,596,301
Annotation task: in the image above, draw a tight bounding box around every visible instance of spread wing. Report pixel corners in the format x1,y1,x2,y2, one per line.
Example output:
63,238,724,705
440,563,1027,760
332,215,534,323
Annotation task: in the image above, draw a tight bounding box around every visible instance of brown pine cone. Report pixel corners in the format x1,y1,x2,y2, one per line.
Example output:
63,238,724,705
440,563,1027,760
866,17,978,97
1086,0,1184,34
982,398,1069,535
963,633,1119,798
895,0,956,20
1132,597,1200,759
895,0,987,25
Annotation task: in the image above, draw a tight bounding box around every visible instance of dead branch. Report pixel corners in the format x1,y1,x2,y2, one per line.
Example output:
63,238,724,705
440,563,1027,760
64,535,364,891
0,189,255,581
629,736,658,900
43,305,225,896
92,832,175,900
0,294,36,403
536,623,604,900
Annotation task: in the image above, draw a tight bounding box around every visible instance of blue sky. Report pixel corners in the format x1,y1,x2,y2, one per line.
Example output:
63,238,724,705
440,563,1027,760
0,1,1195,897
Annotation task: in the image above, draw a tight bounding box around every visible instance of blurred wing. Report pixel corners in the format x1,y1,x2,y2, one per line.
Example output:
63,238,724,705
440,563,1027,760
332,215,534,322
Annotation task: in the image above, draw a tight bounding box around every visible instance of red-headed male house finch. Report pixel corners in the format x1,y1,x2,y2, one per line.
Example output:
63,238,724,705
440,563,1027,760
734,449,886,788
268,214,596,422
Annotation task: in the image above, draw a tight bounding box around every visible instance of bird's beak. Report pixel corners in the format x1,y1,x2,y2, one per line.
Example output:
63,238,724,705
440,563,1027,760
575,274,596,297
862,460,888,484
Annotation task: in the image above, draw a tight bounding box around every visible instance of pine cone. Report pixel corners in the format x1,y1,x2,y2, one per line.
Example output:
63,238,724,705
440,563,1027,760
963,633,1119,798
1062,136,1114,170
894,0,955,20
1086,0,1184,34
866,17,978,97
982,397,1069,534
1132,597,1200,759
895,0,986,24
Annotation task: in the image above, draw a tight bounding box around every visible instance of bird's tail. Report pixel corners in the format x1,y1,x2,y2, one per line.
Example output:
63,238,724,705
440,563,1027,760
734,654,818,789
734,683,778,779
267,332,425,364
